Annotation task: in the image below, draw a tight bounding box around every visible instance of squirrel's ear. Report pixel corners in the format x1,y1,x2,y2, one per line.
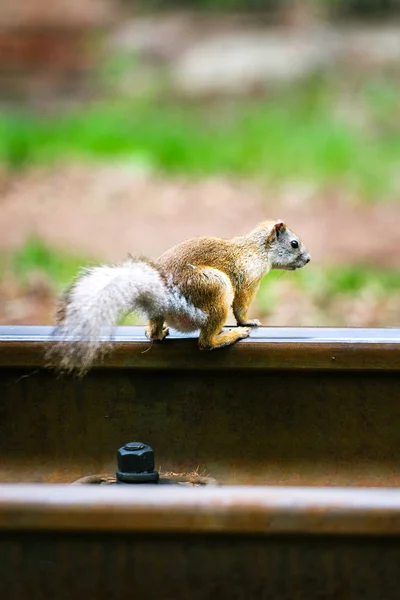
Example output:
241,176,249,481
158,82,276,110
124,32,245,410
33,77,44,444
267,219,286,242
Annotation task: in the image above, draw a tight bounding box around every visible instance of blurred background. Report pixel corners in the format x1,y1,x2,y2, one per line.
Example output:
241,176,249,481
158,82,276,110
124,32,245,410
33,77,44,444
0,0,399,327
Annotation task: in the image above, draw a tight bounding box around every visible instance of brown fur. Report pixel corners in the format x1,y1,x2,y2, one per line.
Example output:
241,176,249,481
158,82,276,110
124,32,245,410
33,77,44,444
52,219,311,373
152,219,310,350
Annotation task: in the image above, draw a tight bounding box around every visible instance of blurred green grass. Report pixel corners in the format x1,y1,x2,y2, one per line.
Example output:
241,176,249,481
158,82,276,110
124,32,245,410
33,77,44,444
1,77,399,199
2,238,89,290
256,266,400,311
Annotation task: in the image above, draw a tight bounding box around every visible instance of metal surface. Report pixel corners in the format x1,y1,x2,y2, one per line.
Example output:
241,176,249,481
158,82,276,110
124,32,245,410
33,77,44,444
116,441,159,483
2,324,400,342
0,530,399,600
1,485,400,535
0,487,400,600
0,325,399,486
1,326,400,599
0,325,399,370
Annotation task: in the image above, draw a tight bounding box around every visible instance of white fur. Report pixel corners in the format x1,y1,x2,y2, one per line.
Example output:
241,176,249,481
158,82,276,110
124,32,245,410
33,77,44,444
52,260,169,373
51,259,211,372
166,284,207,332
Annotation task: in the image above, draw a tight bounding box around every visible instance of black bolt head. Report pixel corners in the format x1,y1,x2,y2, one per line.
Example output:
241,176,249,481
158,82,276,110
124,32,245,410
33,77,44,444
117,442,155,475
124,443,145,451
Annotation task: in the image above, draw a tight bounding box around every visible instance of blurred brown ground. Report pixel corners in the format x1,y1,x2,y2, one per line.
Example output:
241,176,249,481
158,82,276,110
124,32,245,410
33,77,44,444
0,163,399,267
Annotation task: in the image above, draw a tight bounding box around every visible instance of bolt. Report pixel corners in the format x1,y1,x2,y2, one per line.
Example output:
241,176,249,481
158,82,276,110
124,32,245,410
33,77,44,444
124,443,145,451
116,441,159,484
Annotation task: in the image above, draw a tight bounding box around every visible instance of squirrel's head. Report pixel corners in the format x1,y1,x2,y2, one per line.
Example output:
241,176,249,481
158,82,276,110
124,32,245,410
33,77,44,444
265,220,311,271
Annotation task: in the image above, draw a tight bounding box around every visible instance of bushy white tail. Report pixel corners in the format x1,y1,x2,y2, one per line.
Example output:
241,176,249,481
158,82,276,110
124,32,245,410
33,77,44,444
49,259,168,374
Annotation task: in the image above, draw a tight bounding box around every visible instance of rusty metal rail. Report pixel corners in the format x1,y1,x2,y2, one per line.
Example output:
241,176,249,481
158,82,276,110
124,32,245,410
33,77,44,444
1,485,400,535
0,325,399,370
0,325,400,599
0,325,400,486
0,485,400,599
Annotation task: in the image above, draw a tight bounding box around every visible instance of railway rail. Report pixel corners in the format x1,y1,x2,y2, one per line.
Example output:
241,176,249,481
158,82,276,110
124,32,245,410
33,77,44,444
0,325,399,599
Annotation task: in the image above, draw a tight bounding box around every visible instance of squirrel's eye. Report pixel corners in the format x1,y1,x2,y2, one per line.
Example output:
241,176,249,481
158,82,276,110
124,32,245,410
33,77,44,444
291,240,299,249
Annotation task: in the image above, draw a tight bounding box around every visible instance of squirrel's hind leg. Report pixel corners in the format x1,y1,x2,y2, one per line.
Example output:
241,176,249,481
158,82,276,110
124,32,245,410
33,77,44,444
146,317,169,341
198,304,250,351
183,266,250,350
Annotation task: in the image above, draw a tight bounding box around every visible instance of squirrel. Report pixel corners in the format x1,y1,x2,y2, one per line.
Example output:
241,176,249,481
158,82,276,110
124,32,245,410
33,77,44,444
50,219,310,373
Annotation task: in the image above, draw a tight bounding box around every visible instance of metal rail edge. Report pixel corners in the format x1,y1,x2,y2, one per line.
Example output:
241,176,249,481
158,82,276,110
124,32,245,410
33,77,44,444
0,325,399,370
0,485,399,535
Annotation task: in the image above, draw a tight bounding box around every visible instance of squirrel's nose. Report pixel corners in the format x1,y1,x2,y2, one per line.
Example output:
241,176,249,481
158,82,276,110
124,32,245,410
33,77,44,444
305,256,311,264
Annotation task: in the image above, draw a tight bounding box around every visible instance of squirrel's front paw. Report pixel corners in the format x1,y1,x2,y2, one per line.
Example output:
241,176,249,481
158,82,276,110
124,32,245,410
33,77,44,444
238,319,261,327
